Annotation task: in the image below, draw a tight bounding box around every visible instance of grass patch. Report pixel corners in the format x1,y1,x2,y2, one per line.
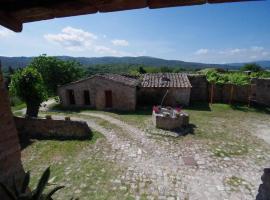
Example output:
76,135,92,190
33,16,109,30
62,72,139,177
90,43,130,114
213,144,248,157
11,102,26,112
226,176,252,194
91,130,104,143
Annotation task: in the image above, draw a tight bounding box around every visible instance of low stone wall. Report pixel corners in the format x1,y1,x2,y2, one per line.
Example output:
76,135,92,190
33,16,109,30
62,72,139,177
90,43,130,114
14,116,92,140
188,74,208,102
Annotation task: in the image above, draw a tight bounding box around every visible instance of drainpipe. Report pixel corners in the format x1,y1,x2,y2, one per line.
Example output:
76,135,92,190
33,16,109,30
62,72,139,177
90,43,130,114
160,89,169,107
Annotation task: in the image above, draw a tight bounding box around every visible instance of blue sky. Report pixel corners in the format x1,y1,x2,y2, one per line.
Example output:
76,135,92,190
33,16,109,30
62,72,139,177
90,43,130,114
0,0,269,64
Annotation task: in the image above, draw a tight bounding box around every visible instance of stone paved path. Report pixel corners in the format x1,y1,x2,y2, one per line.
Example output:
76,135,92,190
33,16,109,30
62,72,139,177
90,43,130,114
49,113,267,200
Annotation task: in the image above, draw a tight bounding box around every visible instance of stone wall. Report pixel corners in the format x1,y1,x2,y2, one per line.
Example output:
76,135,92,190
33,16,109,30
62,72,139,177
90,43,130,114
137,87,191,106
14,117,92,140
209,84,251,104
0,67,25,198
58,76,137,111
188,74,208,102
252,78,270,106
188,75,270,106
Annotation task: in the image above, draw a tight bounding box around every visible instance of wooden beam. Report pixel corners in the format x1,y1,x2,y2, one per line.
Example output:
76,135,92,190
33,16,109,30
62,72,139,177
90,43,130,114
0,12,22,32
98,0,147,12
148,0,205,9
208,0,260,3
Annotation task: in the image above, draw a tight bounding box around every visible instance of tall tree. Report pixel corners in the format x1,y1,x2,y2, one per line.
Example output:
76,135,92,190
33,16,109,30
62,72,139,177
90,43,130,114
10,67,47,117
29,55,85,95
240,63,263,72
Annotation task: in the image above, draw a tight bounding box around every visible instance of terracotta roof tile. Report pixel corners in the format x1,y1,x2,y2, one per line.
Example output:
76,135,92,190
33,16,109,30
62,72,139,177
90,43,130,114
98,74,140,87
59,74,139,88
141,73,192,88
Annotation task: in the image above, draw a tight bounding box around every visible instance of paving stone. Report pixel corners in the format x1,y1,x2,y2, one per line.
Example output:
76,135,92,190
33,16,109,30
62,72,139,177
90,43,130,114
182,156,197,166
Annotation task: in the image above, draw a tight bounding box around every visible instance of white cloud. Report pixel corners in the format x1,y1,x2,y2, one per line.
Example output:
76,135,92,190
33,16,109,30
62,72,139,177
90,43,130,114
195,48,209,55
251,46,264,52
192,46,270,63
94,45,118,55
44,26,98,51
229,48,244,54
44,26,134,56
111,39,129,46
0,27,14,38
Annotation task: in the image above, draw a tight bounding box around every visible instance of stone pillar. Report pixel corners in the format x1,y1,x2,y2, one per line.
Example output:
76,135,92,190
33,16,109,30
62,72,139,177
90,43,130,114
0,62,24,198
256,168,270,200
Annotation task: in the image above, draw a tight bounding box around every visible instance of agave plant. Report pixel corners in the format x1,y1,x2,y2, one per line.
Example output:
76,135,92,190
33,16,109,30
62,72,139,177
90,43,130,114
0,167,65,200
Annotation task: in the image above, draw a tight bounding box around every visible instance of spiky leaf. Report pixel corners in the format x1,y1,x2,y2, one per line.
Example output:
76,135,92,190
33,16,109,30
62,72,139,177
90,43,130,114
45,186,65,199
32,167,50,199
21,171,31,193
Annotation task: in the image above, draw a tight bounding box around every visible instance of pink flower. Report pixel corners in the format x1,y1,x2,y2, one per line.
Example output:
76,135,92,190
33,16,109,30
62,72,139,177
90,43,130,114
153,106,160,113
175,107,182,113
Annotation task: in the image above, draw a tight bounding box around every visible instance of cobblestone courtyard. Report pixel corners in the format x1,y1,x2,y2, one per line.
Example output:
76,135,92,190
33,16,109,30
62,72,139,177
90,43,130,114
21,104,270,200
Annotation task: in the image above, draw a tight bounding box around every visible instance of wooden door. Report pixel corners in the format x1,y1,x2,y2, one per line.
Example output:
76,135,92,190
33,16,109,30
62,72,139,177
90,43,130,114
67,89,75,105
105,90,112,108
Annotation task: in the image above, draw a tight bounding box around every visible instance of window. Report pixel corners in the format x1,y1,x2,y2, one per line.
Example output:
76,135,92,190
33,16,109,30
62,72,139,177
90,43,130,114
83,90,91,105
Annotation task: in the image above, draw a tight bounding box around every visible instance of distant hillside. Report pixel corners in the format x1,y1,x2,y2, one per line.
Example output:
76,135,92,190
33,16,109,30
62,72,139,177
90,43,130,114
1,55,269,71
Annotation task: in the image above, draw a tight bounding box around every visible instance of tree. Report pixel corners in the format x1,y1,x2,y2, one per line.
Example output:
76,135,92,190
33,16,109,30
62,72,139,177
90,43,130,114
138,66,146,74
3,66,15,89
29,55,85,95
240,63,263,72
10,67,47,117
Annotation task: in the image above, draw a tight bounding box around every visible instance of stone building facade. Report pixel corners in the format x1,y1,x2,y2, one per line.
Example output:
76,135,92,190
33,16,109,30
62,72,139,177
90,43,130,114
58,73,192,110
138,73,192,106
58,74,139,111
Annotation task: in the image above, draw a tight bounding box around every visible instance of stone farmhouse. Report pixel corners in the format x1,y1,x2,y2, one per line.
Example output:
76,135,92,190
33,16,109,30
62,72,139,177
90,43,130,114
58,73,192,111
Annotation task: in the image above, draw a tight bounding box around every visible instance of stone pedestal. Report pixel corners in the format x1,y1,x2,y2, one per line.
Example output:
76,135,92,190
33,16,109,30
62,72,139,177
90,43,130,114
152,111,189,130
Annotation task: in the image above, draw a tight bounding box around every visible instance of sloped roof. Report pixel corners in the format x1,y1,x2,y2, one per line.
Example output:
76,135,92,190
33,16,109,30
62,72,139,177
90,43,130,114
99,74,140,87
59,74,140,88
141,73,192,88
0,0,253,32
